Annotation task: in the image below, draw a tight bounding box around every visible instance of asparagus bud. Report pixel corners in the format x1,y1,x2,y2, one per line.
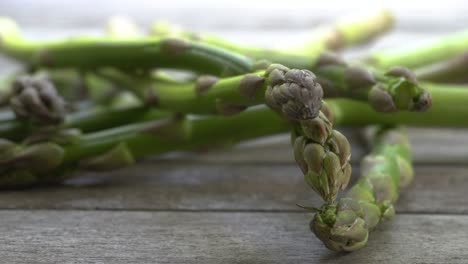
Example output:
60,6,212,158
315,57,432,112
0,139,65,187
310,127,413,252
264,64,323,121
9,75,66,125
263,64,351,203
293,111,351,203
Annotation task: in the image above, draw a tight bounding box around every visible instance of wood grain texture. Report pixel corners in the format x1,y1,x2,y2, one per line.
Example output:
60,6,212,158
0,210,467,264
0,162,466,214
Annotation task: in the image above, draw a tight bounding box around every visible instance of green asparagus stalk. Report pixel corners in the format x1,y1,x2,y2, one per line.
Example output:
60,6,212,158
313,54,431,112
0,106,289,187
311,126,413,252
0,17,252,76
413,53,468,83
1,79,468,187
0,78,465,143
97,58,431,114
295,9,394,53
99,64,324,119
152,9,394,62
0,104,168,141
367,30,468,69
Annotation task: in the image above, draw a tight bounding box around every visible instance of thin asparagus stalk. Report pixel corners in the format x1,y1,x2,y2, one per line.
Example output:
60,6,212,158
367,30,468,69
0,105,168,141
152,9,394,63
413,53,468,83
311,126,413,252
295,9,394,53
0,17,252,76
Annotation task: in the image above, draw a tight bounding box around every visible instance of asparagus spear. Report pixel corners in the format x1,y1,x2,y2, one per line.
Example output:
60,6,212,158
262,64,352,203
368,30,468,69
152,9,394,63
0,17,252,76
313,54,431,112
413,53,468,83
311,126,413,252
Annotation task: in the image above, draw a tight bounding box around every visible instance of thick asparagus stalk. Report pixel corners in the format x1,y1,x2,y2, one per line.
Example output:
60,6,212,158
329,82,468,128
311,126,413,252
0,18,252,76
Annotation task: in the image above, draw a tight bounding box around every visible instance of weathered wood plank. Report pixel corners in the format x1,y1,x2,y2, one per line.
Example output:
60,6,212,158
0,162,466,214
0,210,466,264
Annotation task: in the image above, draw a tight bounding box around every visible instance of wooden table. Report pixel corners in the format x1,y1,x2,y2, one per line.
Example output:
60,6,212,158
1,1,467,263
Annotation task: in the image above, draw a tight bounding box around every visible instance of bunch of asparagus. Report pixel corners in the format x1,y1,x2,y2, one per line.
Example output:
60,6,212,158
1,10,468,252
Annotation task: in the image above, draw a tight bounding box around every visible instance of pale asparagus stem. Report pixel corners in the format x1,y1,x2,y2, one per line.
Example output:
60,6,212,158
310,127,413,252
296,9,394,52
0,17,253,76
